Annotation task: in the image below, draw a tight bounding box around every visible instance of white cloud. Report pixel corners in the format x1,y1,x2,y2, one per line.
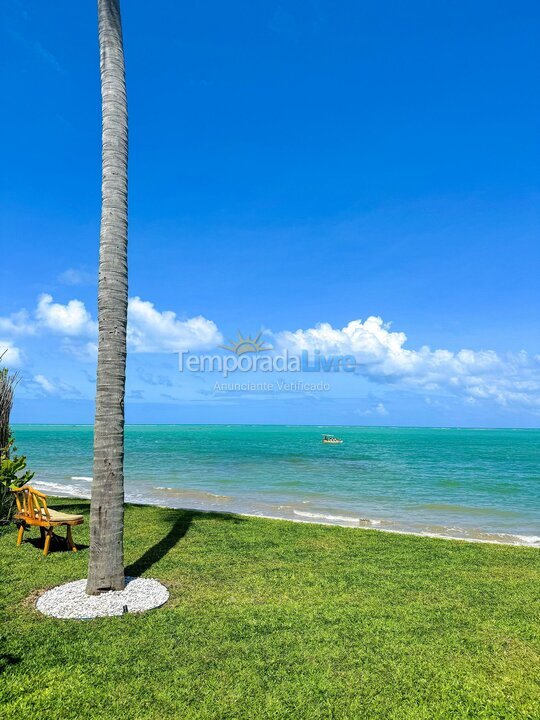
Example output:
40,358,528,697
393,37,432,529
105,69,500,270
58,268,95,286
0,295,98,340
354,401,389,417
29,374,82,399
274,317,540,411
0,341,23,367
0,309,35,336
36,294,98,337
6,295,538,414
33,374,56,394
127,297,222,353
0,294,223,363
61,339,98,362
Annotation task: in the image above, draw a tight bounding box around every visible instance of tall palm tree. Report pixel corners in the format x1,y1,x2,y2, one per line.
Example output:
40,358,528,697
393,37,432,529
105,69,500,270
87,0,129,594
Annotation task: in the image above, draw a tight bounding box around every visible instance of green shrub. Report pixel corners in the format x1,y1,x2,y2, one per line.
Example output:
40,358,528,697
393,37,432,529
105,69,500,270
0,437,34,526
0,358,33,526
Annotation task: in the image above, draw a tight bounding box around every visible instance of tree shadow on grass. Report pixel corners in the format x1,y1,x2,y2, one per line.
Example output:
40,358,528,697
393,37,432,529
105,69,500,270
125,508,244,577
0,651,20,675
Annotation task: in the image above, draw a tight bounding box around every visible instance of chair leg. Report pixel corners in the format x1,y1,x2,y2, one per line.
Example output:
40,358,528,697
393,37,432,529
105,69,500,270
40,527,46,543
16,524,25,547
66,525,77,552
43,529,52,557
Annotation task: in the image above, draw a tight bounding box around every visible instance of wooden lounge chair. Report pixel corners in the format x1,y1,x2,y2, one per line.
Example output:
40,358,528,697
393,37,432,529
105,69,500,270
12,486,84,556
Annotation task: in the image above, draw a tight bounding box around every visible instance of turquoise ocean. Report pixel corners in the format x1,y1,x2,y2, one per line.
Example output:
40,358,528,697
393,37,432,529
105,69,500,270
12,424,540,546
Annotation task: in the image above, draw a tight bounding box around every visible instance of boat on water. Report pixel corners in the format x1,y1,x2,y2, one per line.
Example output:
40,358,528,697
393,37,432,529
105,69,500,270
322,434,343,445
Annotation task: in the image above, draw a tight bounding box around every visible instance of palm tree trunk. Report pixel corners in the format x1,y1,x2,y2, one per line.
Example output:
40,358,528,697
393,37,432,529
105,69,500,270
87,0,128,595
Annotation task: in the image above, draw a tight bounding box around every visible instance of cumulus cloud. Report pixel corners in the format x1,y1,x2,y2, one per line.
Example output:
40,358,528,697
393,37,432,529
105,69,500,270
4,294,538,414
0,294,223,362
127,297,223,353
0,341,23,367
36,294,97,337
0,308,35,338
274,317,540,411
0,310,35,336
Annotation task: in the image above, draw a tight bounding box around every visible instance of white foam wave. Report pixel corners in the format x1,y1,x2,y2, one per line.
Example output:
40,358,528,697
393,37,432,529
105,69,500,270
25,481,540,548
32,480,91,499
293,509,359,524
71,476,92,482
391,528,540,546
292,509,383,526
498,534,540,546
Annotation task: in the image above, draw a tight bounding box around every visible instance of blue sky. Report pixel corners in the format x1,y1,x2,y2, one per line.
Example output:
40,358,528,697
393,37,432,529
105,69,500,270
1,0,539,426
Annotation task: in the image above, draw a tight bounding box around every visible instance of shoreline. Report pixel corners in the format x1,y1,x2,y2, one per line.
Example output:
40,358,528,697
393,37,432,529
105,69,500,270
35,482,540,549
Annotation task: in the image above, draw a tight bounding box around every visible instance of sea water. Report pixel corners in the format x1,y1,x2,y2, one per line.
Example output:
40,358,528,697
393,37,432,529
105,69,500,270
12,424,540,546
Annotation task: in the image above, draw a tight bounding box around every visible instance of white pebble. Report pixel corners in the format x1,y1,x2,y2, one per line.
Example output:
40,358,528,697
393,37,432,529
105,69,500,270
36,577,169,619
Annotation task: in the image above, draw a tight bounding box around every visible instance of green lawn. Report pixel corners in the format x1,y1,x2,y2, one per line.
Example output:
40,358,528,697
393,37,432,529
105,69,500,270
1,497,539,719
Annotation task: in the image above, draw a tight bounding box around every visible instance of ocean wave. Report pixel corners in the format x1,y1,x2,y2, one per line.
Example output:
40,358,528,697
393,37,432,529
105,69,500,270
24,481,540,548
154,486,231,501
391,528,540,547
71,476,93,482
494,533,540,546
293,509,360,524
32,480,91,499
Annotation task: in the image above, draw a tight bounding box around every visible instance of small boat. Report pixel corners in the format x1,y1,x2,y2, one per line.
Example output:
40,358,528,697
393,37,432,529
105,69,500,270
322,434,343,445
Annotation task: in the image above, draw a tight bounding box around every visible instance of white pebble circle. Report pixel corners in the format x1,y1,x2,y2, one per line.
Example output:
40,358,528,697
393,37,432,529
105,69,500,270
36,577,169,619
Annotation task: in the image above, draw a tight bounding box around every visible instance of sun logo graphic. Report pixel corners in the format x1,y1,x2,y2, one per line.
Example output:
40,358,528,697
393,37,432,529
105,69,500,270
220,330,273,355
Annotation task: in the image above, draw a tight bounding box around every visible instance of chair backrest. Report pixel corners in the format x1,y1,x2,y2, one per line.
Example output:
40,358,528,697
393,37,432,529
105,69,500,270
12,486,50,522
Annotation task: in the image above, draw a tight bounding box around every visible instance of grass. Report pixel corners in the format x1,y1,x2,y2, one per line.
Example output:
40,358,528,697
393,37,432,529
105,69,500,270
0,497,539,719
